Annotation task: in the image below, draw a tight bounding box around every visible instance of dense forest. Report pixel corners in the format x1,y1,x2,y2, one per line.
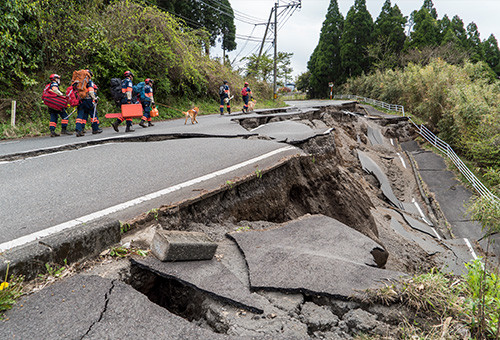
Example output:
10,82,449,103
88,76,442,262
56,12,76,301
302,0,500,97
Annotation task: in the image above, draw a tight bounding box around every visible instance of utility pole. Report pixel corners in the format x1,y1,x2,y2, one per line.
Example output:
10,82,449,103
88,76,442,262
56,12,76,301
253,8,274,77
273,1,278,100
253,0,301,100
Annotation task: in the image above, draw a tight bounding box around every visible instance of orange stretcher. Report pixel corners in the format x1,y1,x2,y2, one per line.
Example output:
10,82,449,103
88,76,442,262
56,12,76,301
105,104,159,119
105,104,143,119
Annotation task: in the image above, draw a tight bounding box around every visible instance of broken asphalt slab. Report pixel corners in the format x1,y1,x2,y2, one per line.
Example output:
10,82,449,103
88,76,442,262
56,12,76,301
131,256,266,314
1,274,234,340
228,215,404,298
357,150,403,210
249,120,330,144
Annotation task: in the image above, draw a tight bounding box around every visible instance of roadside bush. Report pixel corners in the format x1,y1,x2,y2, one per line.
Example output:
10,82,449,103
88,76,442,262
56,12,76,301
0,0,276,138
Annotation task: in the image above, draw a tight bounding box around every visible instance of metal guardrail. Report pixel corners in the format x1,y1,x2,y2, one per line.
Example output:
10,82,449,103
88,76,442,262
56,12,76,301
335,94,499,203
410,121,499,203
334,94,405,116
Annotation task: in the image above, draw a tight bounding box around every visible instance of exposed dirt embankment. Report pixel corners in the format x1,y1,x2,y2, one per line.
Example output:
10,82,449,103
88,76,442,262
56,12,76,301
154,149,379,243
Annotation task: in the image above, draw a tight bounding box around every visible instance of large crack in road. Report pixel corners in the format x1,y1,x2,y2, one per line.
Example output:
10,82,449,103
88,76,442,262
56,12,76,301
2,103,484,339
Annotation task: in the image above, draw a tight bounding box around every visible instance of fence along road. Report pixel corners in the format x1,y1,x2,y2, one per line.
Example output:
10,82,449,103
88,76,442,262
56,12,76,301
334,94,498,204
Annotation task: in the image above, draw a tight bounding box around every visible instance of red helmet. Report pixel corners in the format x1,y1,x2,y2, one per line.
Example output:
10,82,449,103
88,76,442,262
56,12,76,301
49,74,60,81
244,82,249,85
124,70,134,78
145,78,153,85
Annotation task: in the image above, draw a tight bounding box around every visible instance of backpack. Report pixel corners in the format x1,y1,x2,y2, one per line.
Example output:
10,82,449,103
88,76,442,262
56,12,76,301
65,84,80,107
219,85,225,96
71,69,91,99
42,83,67,111
110,78,123,107
133,82,146,101
241,87,248,96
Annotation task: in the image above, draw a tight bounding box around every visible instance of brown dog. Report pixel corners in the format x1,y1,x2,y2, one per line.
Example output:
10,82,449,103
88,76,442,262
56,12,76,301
183,107,199,124
247,99,256,112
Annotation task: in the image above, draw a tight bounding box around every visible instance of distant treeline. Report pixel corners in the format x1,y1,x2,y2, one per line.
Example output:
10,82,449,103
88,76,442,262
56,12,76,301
300,0,500,98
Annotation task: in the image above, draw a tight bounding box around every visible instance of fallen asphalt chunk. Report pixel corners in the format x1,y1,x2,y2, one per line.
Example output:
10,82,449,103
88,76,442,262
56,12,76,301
389,217,442,256
150,230,218,261
357,150,403,209
401,213,441,239
131,256,266,314
228,214,404,299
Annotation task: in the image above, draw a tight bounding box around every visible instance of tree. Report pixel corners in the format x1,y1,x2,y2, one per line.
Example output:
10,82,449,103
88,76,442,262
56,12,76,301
308,0,344,97
407,7,439,49
340,0,373,78
467,22,484,63
422,0,438,19
483,34,500,74
371,0,406,69
244,51,293,84
156,0,236,53
450,15,468,48
295,71,310,93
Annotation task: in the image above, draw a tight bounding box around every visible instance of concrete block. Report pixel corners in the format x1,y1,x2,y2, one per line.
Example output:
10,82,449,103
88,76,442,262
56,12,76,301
151,230,217,261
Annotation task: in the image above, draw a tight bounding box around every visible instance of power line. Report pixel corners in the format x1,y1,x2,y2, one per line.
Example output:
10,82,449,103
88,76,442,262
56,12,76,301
205,0,266,23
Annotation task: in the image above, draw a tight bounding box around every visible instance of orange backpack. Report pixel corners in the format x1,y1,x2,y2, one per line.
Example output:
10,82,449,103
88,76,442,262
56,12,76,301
71,70,91,99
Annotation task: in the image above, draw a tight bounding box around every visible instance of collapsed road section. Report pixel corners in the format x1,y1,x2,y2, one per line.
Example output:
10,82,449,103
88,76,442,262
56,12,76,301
1,102,484,339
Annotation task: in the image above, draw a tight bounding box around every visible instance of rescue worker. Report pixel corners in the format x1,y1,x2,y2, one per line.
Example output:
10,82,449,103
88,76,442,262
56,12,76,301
47,74,72,137
139,78,155,128
241,81,252,113
75,69,102,137
219,80,231,115
111,70,135,132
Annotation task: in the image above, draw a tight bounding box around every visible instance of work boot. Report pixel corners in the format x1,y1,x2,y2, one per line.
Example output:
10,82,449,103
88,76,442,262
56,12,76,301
111,120,120,132
139,120,148,128
92,128,103,134
61,127,72,135
125,125,135,133
50,130,60,137
76,130,84,137
148,122,154,127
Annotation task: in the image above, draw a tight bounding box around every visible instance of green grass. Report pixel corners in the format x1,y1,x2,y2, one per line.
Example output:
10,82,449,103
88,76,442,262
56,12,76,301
0,263,23,316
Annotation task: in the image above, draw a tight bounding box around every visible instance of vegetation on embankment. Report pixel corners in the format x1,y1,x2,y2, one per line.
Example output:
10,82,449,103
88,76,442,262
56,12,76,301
0,0,276,139
342,58,500,193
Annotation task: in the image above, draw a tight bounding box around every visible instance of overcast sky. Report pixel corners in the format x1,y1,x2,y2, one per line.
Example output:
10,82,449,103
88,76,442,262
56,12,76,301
214,0,500,80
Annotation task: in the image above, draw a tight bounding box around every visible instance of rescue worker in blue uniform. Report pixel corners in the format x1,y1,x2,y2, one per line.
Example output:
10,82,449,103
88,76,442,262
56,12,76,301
47,74,72,137
219,80,231,115
75,70,102,137
241,81,252,113
111,70,135,132
139,78,155,128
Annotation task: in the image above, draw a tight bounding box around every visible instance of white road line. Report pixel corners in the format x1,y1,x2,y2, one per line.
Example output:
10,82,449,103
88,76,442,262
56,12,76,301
396,152,407,168
430,227,441,240
463,238,478,260
412,198,440,239
0,146,297,252
0,141,20,145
